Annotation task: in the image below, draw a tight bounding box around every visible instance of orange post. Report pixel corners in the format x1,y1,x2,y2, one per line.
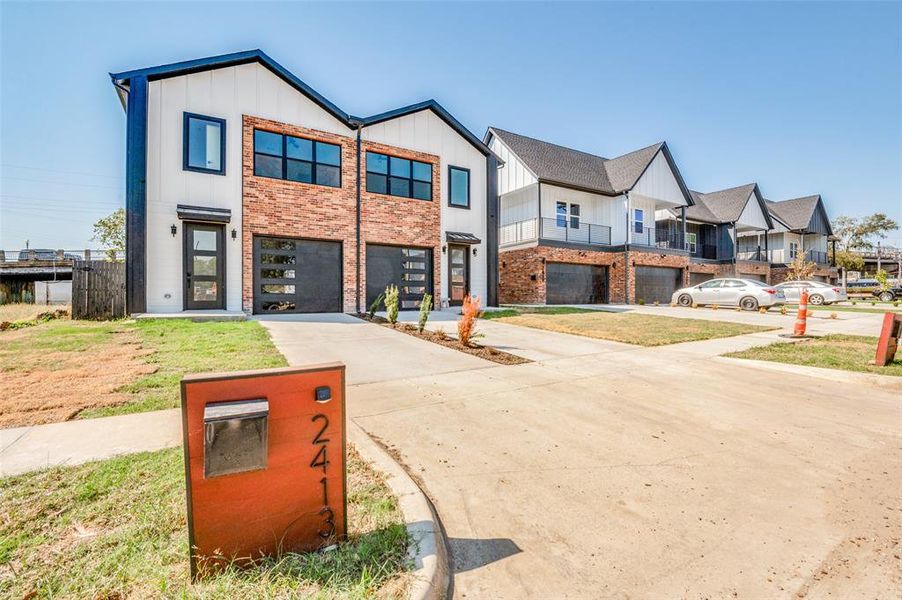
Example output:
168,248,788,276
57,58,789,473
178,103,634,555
794,288,808,336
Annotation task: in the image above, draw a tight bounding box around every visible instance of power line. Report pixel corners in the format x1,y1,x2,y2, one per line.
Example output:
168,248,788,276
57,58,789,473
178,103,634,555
0,163,123,180
0,175,122,191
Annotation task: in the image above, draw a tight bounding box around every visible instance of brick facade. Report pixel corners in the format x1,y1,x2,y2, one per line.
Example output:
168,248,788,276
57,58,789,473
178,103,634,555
241,115,443,313
771,264,838,284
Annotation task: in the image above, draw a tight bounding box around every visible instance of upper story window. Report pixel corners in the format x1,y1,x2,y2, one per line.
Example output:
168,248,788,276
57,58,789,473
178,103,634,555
687,232,697,253
789,241,798,259
633,208,644,233
555,202,580,228
449,166,470,208
366,152,432,201
253,129,341,188
183,113,225,175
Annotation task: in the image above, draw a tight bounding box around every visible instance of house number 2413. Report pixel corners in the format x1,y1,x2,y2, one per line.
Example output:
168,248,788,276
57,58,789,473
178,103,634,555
310,413,335,539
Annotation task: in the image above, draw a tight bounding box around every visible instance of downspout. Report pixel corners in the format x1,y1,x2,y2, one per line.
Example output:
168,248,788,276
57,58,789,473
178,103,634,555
624,192,631,304
731,222,738,277
355,124,362,313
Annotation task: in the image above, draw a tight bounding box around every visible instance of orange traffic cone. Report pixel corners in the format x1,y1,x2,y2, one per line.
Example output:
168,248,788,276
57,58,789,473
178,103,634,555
794,288,808,336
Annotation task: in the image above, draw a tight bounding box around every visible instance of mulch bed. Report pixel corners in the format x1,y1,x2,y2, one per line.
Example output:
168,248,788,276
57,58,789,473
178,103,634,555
357,314,530,365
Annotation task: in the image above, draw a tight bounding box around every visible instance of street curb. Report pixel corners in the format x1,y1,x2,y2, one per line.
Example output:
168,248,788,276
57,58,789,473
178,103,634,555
714,356,902,390
347,421,449,600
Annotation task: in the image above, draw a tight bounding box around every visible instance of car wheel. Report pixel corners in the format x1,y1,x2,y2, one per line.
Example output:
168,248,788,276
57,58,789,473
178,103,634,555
677,294,693,307
740,296,758,311
808,294,825,305
879,292,894,302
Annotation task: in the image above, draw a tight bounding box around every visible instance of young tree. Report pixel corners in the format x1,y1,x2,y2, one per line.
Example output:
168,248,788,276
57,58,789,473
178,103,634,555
831,213,899,286
91,208,125,261
785,255,816,281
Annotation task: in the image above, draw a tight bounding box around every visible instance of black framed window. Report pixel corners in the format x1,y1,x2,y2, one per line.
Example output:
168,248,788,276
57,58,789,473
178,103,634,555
183,113,226,175
253,129,341,188
555,201,579,228
569,203,580,229
449,166,470,208
634,208,645,233
366,151,432,201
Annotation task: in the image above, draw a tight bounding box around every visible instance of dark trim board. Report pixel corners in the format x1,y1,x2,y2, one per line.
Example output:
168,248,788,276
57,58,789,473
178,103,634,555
125,75,148,314
485,153,499,306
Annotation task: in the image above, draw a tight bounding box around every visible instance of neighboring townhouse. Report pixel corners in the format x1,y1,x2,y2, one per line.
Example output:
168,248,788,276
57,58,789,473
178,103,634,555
110,50,498,315
658,183,774,284
756,195,838,283
486,128,695,304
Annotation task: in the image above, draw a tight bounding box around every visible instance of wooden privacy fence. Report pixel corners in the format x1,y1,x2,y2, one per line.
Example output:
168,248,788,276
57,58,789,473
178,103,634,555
72,260,126,320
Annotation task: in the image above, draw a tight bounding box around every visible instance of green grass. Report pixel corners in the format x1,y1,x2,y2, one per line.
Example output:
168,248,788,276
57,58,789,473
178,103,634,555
0,446,410,599
725,334,902,377
481,306,598,320
85,319,287,418
494,311,776,346
806,304,902,315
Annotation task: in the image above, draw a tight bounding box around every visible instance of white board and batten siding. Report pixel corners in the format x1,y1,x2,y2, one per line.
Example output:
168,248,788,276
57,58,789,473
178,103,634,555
736,192,769,230
630,151,688,208
361,110,489,303
488,134,537,195
145,62,354,313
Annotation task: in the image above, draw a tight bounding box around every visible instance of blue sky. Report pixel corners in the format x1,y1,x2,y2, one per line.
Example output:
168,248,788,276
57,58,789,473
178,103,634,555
1,1,900,250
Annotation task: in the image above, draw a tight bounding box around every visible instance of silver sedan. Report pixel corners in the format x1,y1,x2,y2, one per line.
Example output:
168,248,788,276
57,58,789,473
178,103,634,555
672,278,786,310
773,281,848,305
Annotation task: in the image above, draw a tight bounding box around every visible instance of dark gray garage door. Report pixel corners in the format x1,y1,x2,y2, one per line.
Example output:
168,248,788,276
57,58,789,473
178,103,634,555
366,244,433,310
253,236,342,314
546,263,608,304
635,266,682,304
689,272,713,286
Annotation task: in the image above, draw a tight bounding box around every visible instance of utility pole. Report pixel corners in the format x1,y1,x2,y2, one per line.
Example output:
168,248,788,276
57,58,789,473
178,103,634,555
876,241,882,272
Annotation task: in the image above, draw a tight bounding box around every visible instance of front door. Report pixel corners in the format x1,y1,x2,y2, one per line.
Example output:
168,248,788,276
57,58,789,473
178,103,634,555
448,244,470,306
184,223,225,310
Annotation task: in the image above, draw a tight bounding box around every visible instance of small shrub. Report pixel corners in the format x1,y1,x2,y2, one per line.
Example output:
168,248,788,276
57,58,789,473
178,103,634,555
434,326,447,340
458,294,482,347
367,292,385,319
653,300,660,307
759,307,767,314
417,293,433,333
830,312,838,320
894,301,899,307
638,299,645,305
871,301,877,306
735,306,742,312
851,300,857,306
692,302,699,308
670,302,677,307
711,304,719,311
780,305,788,315
384,284,399,325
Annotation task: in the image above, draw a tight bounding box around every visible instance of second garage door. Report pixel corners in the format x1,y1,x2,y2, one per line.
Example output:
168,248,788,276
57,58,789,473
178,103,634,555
635,266,682,304
689,272,714,286
253,236,343,314
366,244,433,310
546,263,608,304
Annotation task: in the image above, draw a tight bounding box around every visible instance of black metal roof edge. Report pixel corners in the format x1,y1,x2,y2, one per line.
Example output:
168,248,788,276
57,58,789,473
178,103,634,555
356,100,495,158
109,49,353,127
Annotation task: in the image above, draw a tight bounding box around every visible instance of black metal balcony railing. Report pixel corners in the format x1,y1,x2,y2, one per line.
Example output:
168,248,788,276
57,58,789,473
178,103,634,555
541,218,612,245
805,249,829,264
630,227,685,251
737,248,767,262
692,244,717,260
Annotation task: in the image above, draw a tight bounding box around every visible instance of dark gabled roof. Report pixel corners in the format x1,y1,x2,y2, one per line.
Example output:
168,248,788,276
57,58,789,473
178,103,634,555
110,49,352,126
485,128,693,204
765,195,833,235
682,183,772,228
110,50,494,156
357,100,493,156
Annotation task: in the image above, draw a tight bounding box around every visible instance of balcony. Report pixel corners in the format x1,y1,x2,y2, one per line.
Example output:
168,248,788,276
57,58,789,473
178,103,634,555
500,217,612,247
691,244,718,260
630,227,685,251
805,249,829,265
737,249,767,262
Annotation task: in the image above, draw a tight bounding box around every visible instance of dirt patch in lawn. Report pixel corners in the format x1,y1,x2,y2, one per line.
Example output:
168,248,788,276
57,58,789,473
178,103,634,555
0,324,156,427
358,314,530,365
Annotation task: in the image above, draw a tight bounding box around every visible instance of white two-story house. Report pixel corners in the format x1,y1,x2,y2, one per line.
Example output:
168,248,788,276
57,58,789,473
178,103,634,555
486,127,694,304
110,50,499,315
756,195,837,282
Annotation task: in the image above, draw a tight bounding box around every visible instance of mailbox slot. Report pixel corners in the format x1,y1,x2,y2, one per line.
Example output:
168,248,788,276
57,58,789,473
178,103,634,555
203,399,269,478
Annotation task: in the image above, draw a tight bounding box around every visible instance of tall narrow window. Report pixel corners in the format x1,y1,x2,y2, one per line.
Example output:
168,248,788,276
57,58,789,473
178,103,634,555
789,241,798,259
449,166,470,208
366,152,432,200
569,203,580,229
687,232,697,253
253,129,341,188
183,113,225,175
633,208,644,233
556,201,567,227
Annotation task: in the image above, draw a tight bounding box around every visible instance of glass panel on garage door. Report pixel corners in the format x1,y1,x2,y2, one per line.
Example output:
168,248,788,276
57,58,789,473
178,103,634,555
634,266,682,304
366,244,433,310
253,236,342,313
689,272,714,287
546,263,608,304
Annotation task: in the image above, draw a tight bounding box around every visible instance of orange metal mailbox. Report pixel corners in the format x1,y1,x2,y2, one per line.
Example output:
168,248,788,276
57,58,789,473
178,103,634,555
874,312,902,367
180,363,346,578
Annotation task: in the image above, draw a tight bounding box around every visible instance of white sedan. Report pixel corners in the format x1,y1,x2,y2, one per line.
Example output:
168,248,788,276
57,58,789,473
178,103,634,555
672,278,786,310
773,280,847,305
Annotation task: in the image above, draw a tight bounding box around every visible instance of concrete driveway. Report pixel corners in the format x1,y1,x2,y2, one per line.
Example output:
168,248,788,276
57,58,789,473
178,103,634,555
265,312,901,598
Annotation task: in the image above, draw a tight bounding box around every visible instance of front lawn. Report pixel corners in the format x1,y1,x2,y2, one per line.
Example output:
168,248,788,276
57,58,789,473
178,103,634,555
0,446,410,599
0,319,286,426
724,334,902,377
481,306,598,320
494,311,776,346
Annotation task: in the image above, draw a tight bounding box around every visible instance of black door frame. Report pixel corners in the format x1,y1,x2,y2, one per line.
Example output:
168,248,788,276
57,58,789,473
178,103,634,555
447,243,470,306
183,222,226,310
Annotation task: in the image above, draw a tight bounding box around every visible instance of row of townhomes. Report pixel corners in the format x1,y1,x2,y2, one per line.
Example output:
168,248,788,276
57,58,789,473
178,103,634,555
111,50,837,314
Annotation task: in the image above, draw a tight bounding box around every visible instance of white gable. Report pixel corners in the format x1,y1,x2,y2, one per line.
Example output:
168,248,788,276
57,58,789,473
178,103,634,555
736,191,770,230
488,133,537,195
630,151,687,207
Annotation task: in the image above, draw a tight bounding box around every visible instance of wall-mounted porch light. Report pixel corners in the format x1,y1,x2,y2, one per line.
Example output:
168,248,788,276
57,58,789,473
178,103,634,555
441,245,446,254
472,247,478,256
170,224,177,237
231,228,237,240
